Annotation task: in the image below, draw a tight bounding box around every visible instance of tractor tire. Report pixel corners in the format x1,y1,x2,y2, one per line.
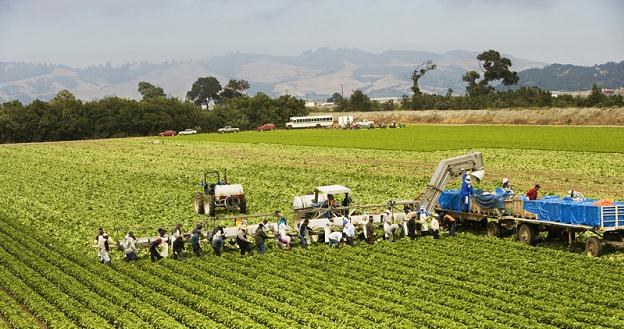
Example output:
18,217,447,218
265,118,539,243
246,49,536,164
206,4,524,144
239,198,247,214
585,237,603,257
517,224,538,246
193,192,205,214
204,196,216,217
486,221,501,238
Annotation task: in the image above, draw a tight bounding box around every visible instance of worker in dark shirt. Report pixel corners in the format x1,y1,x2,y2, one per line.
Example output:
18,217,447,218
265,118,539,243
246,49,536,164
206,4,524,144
365,217,375,245
149,238,164,262
526,184,541,200
299,219,313,248
172,235,185,260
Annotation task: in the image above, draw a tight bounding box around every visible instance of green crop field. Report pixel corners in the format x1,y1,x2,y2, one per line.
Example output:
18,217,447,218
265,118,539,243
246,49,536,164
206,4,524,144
180,125,624,153
1,126,624,328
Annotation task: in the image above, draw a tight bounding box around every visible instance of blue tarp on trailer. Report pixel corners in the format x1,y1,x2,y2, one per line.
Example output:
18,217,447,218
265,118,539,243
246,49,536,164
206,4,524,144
523,196,624,227
439,189,512,212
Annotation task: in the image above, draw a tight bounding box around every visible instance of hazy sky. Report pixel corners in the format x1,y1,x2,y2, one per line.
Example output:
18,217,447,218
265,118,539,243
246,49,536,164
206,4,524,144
1,0,622,67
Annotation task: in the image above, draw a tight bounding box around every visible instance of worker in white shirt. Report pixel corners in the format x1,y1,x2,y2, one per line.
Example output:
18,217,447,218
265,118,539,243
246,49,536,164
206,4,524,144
319,216,331,244
328,231,343,248
343,219,356,246
417,206,430,237
431,214,440,239
382,209,392,240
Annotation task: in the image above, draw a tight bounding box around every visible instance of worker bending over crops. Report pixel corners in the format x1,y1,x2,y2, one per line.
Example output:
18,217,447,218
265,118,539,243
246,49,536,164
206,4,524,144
149,238,163,262
443,213,457,236
328,231,343,247
123,232,138,262
236,223,253,256
211,226,224,256
406,212,417,240
365,217,375,244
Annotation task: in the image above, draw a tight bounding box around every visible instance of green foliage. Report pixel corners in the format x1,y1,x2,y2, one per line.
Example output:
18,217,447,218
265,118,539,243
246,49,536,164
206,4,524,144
335,89,376,112
186,76,222,105
219,79,250,101
137,81,166,101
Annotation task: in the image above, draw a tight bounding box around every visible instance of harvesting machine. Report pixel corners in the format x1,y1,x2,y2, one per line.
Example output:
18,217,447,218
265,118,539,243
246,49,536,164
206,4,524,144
193,169,247,217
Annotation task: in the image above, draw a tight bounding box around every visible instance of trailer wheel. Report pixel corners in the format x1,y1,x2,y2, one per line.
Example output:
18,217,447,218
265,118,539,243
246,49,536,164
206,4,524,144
193,192,205,214
518,224,537,246
486,221,501,238
585,237,603,257
239,198,247,214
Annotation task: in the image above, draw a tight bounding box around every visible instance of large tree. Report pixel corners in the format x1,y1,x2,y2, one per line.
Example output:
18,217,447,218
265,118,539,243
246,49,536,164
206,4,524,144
219,79,250,100
186,77,222,105
327,92,343,103
137,81,165,101
463,50,519,96
411,60,436,96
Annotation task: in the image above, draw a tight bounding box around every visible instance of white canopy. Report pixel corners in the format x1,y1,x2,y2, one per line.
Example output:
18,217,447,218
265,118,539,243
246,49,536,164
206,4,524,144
314,185,352,195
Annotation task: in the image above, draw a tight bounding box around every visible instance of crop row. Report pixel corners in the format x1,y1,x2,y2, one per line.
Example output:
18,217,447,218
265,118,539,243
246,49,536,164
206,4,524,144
0,288,41,329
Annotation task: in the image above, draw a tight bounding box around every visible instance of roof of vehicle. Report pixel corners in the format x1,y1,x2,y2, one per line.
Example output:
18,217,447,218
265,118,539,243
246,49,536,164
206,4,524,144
289,115,333,120
314,185,351,195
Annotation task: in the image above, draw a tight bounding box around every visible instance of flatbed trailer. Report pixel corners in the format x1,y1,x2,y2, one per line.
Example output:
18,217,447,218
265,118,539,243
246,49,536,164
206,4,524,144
437,196,624,256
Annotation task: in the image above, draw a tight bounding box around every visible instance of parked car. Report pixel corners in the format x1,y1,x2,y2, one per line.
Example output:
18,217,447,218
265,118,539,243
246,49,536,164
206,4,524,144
178,129,198,135
257,123,276,131
218,126,240,133
354,119,375,128
159,130,176,136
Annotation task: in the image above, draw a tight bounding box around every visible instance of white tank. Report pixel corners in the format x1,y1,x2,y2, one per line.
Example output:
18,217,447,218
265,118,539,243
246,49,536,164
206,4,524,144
292,194,327,210
214,184,244,199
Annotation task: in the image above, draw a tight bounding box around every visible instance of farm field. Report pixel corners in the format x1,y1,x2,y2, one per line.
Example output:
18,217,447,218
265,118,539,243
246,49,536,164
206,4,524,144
179,125,624,153
1,125,624,328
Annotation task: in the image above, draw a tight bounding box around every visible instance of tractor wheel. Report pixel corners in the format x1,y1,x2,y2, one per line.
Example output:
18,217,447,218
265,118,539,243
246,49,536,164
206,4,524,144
204,197,216,217
517,224,537,246
239,198,247,214
486,221,501,238
585,237,603,257
193,192,205,214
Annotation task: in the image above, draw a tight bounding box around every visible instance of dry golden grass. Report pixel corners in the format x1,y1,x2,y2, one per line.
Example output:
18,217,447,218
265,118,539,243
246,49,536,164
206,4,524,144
312,107,624,126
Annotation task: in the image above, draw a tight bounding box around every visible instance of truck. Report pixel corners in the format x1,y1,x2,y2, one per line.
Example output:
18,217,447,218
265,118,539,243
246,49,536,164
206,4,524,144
218,126,240,133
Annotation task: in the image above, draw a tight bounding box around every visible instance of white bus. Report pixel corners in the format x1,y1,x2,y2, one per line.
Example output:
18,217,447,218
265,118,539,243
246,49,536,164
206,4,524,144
285,115,334,129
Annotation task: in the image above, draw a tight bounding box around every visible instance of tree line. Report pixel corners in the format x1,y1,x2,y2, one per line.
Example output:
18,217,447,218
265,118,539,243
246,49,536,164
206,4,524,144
0,79,307,144
330,50,623,112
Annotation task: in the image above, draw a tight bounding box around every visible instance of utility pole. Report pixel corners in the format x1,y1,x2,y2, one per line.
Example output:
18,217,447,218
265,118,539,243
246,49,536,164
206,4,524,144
341,84,344,98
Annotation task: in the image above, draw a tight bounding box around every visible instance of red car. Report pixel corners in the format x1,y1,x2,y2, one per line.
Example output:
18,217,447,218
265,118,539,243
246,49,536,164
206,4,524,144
257,123,276,131
159,130,176,136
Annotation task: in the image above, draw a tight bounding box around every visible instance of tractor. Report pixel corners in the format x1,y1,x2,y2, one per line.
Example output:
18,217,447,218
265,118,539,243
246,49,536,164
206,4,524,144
193,169,247,216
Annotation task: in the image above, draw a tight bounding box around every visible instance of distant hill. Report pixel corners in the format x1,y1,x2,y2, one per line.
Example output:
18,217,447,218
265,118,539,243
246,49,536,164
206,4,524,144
513,61,624,91
0,48,546,103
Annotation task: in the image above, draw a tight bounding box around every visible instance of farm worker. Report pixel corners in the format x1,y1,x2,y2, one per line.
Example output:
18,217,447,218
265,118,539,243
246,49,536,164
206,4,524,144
382,209,392,240
365,217,375,245
343,219,356,246
192,224,204,236
211,226,224,256
385,224,400,242
157,228,169,258
319,216,331,243
149,238,164,262
299,219,313,248
172,235,185,260
276,212,292,249
236,224,253,256
95,228,105,260
328,231,343,247
261,219,270,232
98,233,111,265
406,212,417,240
191,230,202,257
123,232,138,262
526,184,541,200
254,224,269,254
431,215,440,239
460,173,474,213
567,190,585,201
341,193,353,216
171,223,183,241
443,213,457,236
417,207,430,236
502,178,513,194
